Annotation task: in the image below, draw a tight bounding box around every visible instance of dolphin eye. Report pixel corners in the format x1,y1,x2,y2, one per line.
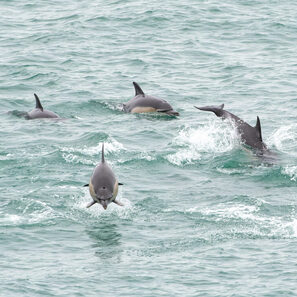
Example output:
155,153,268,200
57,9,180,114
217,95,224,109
102,186,106,189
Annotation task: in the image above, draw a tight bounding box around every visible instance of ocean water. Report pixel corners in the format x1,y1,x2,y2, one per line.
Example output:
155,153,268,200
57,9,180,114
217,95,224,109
1,0,297,296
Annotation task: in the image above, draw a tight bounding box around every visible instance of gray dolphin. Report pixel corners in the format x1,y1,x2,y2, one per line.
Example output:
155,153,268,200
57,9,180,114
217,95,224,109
26,94,60,119
122,82,179,116
84,143,123,210
194,104,268,151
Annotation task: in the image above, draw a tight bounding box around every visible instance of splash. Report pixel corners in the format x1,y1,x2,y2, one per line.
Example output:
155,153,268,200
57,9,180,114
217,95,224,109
61,138,124,165
270,124,297,156
74,190,134,219
282,165,297,181
60,137,124,157
187,200,297,239
270,124,297,181
0,198,61,226
167,120,238,165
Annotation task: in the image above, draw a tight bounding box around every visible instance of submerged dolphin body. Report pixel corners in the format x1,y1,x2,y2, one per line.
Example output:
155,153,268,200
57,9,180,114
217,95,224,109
85,143,123,210
122,82,179,116
26,94,60,119
194,104,268,152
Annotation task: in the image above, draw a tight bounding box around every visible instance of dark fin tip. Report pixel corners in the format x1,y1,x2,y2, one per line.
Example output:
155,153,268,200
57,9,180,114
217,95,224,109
102,143,105,163
255,116,263,142
133,82,145,96
83,184,89,187
118,183,124,185
34,93,43,111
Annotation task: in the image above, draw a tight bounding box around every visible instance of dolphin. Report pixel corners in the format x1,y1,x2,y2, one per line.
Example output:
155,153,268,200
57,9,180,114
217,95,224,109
122,82,179,116
26,94,60,119
194,104,268,152
84,143,123,210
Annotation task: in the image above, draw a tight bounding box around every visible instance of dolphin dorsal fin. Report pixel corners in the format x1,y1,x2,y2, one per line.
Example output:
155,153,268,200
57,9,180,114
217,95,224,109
34,94,43,111
101,143,105,163
219,104,224,110
255,116,263,142
133,82,145,96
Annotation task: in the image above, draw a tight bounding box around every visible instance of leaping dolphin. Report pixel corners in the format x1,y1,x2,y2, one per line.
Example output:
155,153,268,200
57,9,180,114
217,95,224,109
84,143,123,210
26,94,60,119
194,104,268,151
122,82,179,116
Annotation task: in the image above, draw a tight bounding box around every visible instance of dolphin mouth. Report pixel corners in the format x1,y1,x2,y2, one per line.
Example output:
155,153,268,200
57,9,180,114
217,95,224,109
160,110,179,116
167,110,179,116
97,197,112,210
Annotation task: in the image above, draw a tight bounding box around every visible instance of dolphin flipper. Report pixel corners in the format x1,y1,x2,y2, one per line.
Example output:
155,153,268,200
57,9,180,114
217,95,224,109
113,200,124,207
86,200,97,208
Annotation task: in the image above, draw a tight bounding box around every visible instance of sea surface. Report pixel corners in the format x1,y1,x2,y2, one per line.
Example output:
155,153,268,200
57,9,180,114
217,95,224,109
1,1,297,296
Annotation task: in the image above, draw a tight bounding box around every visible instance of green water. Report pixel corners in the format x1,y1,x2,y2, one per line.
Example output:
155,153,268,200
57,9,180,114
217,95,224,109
1,1,297,296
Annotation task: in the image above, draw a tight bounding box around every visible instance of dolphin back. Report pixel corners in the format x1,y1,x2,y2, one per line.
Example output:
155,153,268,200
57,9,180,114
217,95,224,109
26,93,60,119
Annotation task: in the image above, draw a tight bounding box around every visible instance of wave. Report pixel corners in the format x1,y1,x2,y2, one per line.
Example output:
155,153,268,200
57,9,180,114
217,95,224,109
185,199,297,239
282,165,297,181
166,120,239,165
0,198,62,227
60,137,124,165
270,124,297,156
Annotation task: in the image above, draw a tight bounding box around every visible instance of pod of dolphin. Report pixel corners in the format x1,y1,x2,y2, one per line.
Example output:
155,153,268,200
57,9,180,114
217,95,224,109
24,81,273,210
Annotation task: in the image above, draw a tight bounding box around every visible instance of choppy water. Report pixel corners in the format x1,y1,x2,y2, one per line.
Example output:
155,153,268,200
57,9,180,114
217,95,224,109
1,1,297,296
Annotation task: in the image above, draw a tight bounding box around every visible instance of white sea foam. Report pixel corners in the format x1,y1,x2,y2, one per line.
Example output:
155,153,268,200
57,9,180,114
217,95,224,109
216,167,246,175
60,137,124,157
167,120,238,165
0,153,14,160
282,165,297,181
62,153,96,165
270,124,297,155
187,202,297,238
0,201,59,226
0,214,22,224
61,138,124,165
139,152,156,162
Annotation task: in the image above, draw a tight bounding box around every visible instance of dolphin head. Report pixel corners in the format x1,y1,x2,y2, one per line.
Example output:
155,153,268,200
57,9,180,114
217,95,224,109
155,100,179,116
95,185,114,209
162,109,180,116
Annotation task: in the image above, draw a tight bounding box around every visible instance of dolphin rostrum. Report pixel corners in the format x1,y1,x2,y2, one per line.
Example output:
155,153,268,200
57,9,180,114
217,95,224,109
84,143,123,210
26,94,60,119
194,104,268,151
122,82,179,116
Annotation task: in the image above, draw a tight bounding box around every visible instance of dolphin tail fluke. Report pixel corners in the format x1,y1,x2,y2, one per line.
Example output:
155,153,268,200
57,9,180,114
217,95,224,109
255,116,263,142
194,104,224,117
113,200,124,207
133,82,145,96
34,94,44,111
86,200,97,208
101,143,105,163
